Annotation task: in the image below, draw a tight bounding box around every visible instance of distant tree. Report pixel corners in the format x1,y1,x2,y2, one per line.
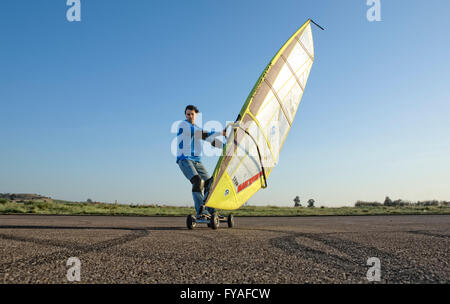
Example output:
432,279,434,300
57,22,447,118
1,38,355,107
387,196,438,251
307,199,315,208
87,198,93,203
392,199,411,207
384,196,393,206
293,196,301,207
355,201,382,207
420,200,439,206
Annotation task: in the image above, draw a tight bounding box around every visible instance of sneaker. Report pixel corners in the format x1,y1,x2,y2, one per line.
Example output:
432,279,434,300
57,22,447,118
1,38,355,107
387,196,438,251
196,212,210,219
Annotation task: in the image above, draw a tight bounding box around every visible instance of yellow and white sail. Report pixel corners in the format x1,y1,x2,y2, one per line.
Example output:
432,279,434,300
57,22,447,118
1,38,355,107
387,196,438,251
205,19,316,210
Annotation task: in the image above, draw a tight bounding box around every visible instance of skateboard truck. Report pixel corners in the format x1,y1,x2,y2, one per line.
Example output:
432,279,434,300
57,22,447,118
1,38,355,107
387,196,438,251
186,209,234,230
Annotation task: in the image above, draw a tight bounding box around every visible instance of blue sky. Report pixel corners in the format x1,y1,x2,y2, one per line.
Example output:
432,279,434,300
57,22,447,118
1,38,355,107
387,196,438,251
1,0,449,207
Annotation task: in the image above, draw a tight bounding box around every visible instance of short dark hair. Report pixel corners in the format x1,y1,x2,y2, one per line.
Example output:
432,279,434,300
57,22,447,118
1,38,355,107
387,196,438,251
185,105,199,114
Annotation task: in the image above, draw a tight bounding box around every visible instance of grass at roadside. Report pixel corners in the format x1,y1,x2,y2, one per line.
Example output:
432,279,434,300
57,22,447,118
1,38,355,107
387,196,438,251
0,199,449,217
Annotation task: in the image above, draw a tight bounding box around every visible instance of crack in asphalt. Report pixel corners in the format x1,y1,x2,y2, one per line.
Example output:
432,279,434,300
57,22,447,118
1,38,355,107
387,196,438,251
407,230,450,239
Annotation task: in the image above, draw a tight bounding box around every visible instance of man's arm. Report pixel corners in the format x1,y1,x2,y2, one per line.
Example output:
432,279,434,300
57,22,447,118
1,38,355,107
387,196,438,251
201,129,226,139
201,130,225,148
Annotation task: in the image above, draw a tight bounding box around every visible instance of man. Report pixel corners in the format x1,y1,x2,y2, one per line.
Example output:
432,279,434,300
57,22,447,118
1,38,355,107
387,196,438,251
176,105,225,218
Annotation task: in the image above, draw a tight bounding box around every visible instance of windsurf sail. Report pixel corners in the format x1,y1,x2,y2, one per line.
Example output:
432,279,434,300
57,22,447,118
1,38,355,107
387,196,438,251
205,19,319,210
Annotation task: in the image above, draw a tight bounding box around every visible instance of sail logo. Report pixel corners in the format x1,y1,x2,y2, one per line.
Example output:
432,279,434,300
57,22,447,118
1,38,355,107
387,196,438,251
225,189,229,197
232,176,239,187
237,171,263,193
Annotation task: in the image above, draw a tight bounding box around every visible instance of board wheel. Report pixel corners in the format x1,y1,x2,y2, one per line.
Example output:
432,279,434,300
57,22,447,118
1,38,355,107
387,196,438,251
210,214,219,230
186,214,196,230
227,214,234,228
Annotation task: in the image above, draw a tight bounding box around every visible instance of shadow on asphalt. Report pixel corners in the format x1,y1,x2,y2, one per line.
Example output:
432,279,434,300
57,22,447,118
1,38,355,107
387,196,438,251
0,225,186,231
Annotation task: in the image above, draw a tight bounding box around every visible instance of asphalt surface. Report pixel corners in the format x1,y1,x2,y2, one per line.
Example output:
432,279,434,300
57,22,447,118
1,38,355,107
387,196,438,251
0,214,448,284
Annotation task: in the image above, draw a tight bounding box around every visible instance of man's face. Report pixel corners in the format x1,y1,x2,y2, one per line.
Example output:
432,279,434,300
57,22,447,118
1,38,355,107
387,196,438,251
185,109,197,124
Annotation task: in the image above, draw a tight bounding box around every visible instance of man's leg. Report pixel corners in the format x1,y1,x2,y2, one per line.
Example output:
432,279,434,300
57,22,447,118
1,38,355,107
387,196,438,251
190,175,205,216
193,161,216,215
178,159,205,216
